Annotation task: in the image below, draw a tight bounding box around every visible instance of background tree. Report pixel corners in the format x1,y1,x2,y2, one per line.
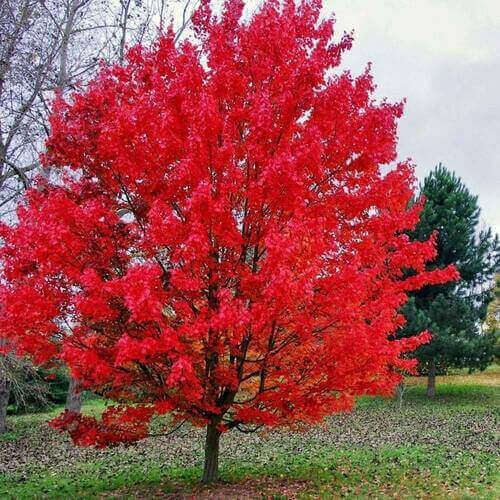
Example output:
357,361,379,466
0,0,193,214
398,164,499,397
0,0,456,482
0,0,194,431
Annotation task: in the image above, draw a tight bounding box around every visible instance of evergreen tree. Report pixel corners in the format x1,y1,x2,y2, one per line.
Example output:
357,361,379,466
398,164,499,397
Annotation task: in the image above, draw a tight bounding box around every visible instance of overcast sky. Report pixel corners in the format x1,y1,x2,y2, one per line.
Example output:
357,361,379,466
328,0,500,235
236,0,500,234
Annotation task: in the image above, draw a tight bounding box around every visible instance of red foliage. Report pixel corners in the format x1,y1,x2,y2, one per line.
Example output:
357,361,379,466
0,0,457,445
50,405,154,447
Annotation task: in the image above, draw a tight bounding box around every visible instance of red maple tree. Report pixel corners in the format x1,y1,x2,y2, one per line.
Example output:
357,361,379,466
0,0,457,483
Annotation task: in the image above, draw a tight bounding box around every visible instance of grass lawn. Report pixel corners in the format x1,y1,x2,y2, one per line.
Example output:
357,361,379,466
0,368,498,499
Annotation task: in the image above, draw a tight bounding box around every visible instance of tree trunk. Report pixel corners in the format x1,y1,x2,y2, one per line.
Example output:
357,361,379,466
202,423,221,484
426,360,436,398
0,375,10,433
65,376,82,413
395,381,405,408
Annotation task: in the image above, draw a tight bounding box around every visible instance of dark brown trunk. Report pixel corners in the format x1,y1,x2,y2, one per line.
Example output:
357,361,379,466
0,374,10,433
65,376,82,413
426,360,436,398
202,423,221,484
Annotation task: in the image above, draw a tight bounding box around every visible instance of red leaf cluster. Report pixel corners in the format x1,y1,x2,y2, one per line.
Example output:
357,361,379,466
0,0,457,445
50,405,154,447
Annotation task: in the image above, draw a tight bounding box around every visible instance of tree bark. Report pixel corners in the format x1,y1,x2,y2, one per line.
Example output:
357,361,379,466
65,376,82,413
0,374,10,433
426,360,436,398
202,423,221,484
395,381,405,408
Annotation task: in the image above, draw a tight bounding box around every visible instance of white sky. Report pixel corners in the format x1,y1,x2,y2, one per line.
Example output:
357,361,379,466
329,0,500,235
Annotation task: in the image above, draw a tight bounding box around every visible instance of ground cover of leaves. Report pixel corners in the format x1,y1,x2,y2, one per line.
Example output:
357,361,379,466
0,369,498,499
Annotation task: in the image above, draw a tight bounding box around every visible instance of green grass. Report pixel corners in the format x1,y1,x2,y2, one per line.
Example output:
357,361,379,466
359,382,499,412
1,445,497,499
1,446,498,499
0,369,498,499
219,446,499,499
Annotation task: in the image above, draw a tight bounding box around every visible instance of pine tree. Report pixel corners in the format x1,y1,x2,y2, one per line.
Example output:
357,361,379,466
398,164,499,397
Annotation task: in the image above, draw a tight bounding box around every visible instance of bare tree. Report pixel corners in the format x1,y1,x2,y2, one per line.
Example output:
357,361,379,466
0,1,57,428
0,1,114,413
0,1,55,209
0,1,101,211
0,0,197,427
